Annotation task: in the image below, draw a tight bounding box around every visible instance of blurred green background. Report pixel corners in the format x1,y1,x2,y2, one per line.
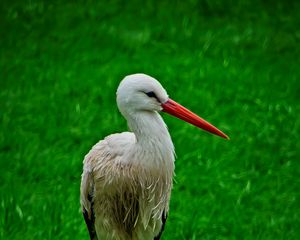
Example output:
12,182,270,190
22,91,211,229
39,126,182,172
1,0,299,239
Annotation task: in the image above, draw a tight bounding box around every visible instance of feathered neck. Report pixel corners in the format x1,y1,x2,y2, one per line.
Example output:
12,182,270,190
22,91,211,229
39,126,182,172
125,111,175,167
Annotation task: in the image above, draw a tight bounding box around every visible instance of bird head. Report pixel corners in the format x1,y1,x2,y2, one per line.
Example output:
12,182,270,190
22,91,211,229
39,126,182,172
116,73,229,139
117,73,168,114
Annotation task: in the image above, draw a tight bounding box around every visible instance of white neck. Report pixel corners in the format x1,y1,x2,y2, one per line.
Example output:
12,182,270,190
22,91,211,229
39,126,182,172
126,111,175,167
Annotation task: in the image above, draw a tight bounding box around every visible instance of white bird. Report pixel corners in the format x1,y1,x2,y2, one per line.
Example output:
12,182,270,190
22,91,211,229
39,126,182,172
80,73,228,240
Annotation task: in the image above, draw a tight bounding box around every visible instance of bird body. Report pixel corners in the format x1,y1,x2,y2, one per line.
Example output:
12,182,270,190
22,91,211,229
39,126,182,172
81,125,174,239
80,74,228,240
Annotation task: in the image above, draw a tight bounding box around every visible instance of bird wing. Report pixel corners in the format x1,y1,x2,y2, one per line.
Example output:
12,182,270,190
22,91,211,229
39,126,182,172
80,132,135,239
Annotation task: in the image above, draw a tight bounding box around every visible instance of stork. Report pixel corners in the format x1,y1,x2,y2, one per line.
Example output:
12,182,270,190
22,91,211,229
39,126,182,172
80,73,229,240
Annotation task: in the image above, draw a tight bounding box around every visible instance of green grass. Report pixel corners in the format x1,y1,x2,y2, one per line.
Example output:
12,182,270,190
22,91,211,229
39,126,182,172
1,0,300,239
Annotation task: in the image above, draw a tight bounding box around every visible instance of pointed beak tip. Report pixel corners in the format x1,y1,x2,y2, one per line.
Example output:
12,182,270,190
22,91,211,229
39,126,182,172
215,131,230,140
224,135,230,140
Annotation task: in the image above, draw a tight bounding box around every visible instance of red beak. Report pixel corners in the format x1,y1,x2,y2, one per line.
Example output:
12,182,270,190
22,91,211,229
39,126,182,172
162,99,229,140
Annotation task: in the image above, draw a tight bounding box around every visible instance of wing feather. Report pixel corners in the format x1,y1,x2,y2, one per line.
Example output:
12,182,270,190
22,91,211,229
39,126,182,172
154,213,167,240
80,132,135,239
81,160,97,240
82,194,97,240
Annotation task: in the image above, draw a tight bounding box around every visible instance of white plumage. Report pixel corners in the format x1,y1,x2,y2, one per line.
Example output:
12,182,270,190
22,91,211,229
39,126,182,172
80,73,228,240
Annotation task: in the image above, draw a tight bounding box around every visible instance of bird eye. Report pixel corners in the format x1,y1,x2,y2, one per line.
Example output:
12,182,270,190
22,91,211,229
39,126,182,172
145,91,157,98
145,91,161,103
